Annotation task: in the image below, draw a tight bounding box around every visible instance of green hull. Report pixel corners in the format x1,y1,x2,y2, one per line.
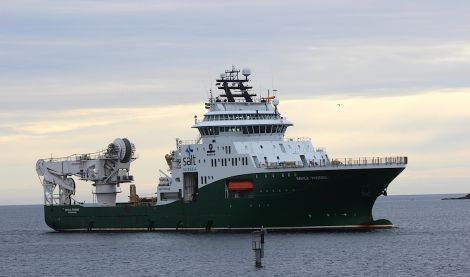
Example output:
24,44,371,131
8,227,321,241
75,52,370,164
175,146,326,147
44,167,404,231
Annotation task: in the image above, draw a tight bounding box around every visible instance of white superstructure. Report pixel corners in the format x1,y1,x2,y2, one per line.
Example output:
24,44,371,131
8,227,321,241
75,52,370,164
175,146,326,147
157,67,329,204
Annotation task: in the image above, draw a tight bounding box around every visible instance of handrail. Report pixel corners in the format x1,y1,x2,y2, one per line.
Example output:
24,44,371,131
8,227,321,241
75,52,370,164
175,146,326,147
42,149,107,163
263,156,407,170
329,156,408,167
284,137,312,142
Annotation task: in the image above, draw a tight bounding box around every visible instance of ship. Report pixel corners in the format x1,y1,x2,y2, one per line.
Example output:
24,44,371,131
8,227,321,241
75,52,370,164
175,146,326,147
37,66,407,231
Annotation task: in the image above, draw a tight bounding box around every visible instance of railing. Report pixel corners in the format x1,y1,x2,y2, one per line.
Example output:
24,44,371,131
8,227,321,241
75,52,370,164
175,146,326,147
263,156,407,170
178,135,202,145
329,156,408,167
203,114,282,121
266,161,304,169
284,137,312,142
43,149,107,162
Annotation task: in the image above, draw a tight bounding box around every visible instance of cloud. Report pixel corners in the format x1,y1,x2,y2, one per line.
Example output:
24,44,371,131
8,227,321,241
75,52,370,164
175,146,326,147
2,0,470,116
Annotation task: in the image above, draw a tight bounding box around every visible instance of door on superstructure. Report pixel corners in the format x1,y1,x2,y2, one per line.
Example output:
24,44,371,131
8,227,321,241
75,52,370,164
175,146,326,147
300,155,308,167
183,172,199,202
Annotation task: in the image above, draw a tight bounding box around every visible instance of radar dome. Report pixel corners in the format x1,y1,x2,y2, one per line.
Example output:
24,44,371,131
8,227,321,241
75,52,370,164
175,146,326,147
242,68,251,77
272,98,280,106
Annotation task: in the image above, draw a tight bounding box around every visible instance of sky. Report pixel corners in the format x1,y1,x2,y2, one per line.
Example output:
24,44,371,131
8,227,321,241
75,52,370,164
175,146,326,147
1,0,469,205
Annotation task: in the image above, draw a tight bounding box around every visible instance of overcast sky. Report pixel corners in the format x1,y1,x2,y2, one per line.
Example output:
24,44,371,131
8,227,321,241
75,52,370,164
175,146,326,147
1,1,469,205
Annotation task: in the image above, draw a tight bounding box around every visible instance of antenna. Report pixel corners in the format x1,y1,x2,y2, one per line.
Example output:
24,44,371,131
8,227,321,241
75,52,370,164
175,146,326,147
216,66,255,102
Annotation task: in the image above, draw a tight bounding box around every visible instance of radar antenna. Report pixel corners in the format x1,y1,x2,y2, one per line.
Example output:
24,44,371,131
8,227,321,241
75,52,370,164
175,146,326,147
216,66,256,102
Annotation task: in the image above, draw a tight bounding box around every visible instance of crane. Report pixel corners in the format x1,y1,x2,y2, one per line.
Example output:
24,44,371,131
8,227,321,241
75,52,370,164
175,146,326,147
36,138,136,206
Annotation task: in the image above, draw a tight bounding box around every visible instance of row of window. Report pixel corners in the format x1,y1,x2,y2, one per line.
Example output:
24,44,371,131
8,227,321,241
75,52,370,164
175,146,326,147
204,113,280,121
200,175,214,185
198,125,288,136
210,157,249,167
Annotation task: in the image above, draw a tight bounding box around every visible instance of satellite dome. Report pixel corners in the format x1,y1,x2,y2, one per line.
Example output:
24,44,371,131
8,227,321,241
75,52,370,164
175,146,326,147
242,68,251,77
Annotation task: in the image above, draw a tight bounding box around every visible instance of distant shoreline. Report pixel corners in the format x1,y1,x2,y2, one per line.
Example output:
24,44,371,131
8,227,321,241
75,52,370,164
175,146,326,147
442,193,470,200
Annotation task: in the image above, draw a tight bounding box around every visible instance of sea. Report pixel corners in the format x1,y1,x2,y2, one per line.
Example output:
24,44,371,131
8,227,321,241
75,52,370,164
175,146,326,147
0,194,469,277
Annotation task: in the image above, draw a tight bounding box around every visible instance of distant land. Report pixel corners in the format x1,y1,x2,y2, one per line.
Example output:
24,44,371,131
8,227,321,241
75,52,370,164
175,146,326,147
442,193,470,200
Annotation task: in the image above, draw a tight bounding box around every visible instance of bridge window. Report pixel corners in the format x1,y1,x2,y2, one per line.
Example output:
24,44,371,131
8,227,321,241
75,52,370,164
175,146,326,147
200,124,288,136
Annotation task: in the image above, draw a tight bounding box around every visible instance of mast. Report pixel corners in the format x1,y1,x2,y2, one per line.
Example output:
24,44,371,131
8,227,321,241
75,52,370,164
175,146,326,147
216,66,256,102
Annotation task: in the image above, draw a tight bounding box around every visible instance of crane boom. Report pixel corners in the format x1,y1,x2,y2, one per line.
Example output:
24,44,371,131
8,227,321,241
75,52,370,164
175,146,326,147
36,138,136,206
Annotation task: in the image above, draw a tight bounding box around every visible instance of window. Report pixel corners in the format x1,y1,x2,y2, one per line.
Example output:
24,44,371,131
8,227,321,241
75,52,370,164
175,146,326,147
207,127,219,136
242,126,248,134
160,192,180,200
252,156,260,168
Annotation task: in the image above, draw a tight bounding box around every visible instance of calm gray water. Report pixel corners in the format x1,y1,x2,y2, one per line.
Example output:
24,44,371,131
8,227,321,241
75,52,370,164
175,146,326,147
1,194,469,276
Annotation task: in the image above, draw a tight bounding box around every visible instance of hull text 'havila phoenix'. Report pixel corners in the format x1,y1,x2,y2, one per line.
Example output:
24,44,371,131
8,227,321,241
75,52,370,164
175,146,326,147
37,66,407,231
